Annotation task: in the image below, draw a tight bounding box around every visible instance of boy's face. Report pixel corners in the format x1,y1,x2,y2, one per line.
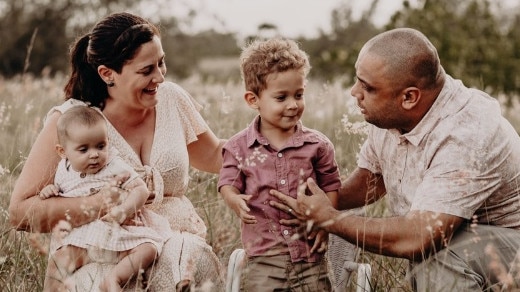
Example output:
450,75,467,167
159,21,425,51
57,121,109,175
254,69,306,132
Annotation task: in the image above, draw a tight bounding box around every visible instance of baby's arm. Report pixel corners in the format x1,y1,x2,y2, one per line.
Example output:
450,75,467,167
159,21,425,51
38,184,60,199
101,176,148,225
219,185,257,224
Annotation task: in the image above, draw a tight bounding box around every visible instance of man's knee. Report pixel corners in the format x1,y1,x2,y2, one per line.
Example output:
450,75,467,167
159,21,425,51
409,224,520,291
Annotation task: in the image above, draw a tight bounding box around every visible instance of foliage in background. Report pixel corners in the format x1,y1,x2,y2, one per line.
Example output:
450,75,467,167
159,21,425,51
0,73,410,291
0,0,137,77
1,0,520,102
1,0,520,290
386,0,520,105
299,0,381,84
1,69,520,290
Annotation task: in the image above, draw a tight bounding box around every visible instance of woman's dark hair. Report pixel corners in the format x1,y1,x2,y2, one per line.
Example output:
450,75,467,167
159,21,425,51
64,12,160,109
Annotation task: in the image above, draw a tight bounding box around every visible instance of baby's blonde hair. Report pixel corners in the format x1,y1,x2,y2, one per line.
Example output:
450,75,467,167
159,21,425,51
56,106,106,145
240,38,310,95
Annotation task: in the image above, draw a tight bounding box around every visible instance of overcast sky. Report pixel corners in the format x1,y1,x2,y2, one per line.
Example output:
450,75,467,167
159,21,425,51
191,0,403,37
139,0,520,38
140,0,404,38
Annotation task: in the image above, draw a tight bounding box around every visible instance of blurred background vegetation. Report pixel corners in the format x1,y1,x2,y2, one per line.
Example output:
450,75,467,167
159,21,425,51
1,0,520,104
1,1,520,290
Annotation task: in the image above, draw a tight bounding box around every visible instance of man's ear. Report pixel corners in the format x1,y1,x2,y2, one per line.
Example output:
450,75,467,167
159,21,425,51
244,91,259,109
401,87,420,110
98,65,114,84
56,144,67,159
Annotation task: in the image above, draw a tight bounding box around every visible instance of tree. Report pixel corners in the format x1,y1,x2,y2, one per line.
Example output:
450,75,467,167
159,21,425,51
501,14,520,106
387,0,517,102
0,0,141,77
301,1,380,83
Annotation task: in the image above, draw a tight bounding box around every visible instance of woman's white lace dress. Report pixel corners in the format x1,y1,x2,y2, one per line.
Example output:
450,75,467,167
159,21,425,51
47,82,224,291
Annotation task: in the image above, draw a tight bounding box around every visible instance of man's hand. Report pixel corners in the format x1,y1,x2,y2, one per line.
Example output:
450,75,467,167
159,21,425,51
270,177,336,226
296,178,336,225
310,229,329,254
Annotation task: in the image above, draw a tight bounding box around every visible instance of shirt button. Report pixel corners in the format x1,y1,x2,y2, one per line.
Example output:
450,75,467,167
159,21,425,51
280,179,286,185
277,153,283,158
80,173,86,178
283,230,290,236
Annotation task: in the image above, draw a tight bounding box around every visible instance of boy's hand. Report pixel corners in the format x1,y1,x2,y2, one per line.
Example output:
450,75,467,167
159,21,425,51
39,184,60,199
310,229,328,254
229,194,257,224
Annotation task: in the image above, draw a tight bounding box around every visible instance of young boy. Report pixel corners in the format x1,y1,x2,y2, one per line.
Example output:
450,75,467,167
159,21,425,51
218,38,340,291
40,106,170,292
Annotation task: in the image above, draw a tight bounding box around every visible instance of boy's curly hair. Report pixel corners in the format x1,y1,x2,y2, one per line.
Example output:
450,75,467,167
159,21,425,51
240,38,310,95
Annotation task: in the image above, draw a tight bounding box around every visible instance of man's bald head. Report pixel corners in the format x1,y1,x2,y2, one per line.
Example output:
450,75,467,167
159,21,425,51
359,28,444,91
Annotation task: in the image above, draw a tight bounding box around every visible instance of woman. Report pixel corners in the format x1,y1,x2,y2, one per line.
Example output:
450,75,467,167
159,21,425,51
8,12,225,291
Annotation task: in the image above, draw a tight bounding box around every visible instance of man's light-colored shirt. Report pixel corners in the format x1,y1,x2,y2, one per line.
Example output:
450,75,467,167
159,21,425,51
218,116,341,262
358,75,520,228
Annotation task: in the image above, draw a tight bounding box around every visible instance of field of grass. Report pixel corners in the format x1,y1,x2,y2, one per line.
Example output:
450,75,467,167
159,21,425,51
1,73,518,291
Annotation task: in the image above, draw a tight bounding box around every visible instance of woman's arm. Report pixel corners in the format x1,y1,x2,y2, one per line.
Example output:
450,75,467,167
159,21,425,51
187,130,226,174
9,111,106,232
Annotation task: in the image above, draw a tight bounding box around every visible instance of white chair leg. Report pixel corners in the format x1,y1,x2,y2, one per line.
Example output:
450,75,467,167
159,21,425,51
329,234,360,292
343,261,372,292
356,263,372,292
226,249,245,292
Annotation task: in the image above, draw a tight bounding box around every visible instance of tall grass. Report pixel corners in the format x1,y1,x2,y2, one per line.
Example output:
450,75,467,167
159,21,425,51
1,73,519,291
0,73,66,291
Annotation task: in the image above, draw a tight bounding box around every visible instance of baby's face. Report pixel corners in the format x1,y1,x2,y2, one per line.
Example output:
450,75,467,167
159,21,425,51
61,121,109,175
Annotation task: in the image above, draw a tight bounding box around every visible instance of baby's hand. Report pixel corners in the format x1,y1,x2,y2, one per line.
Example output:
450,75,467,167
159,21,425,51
310,229,328,254
39,184,60,199
230,194,257,224
100,205,127,225
100,180,126,207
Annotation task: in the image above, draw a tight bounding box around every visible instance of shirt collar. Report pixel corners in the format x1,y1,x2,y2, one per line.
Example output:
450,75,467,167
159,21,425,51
245,115,318,148
392,75,468,146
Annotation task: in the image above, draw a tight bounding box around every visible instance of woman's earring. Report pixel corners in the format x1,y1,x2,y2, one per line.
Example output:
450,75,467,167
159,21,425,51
107,81,115,87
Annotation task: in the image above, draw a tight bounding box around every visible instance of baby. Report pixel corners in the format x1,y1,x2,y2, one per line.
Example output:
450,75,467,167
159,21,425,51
40,106,170,292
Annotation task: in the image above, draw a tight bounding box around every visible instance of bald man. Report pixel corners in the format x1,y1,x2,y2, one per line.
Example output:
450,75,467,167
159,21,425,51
271,28,520,291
